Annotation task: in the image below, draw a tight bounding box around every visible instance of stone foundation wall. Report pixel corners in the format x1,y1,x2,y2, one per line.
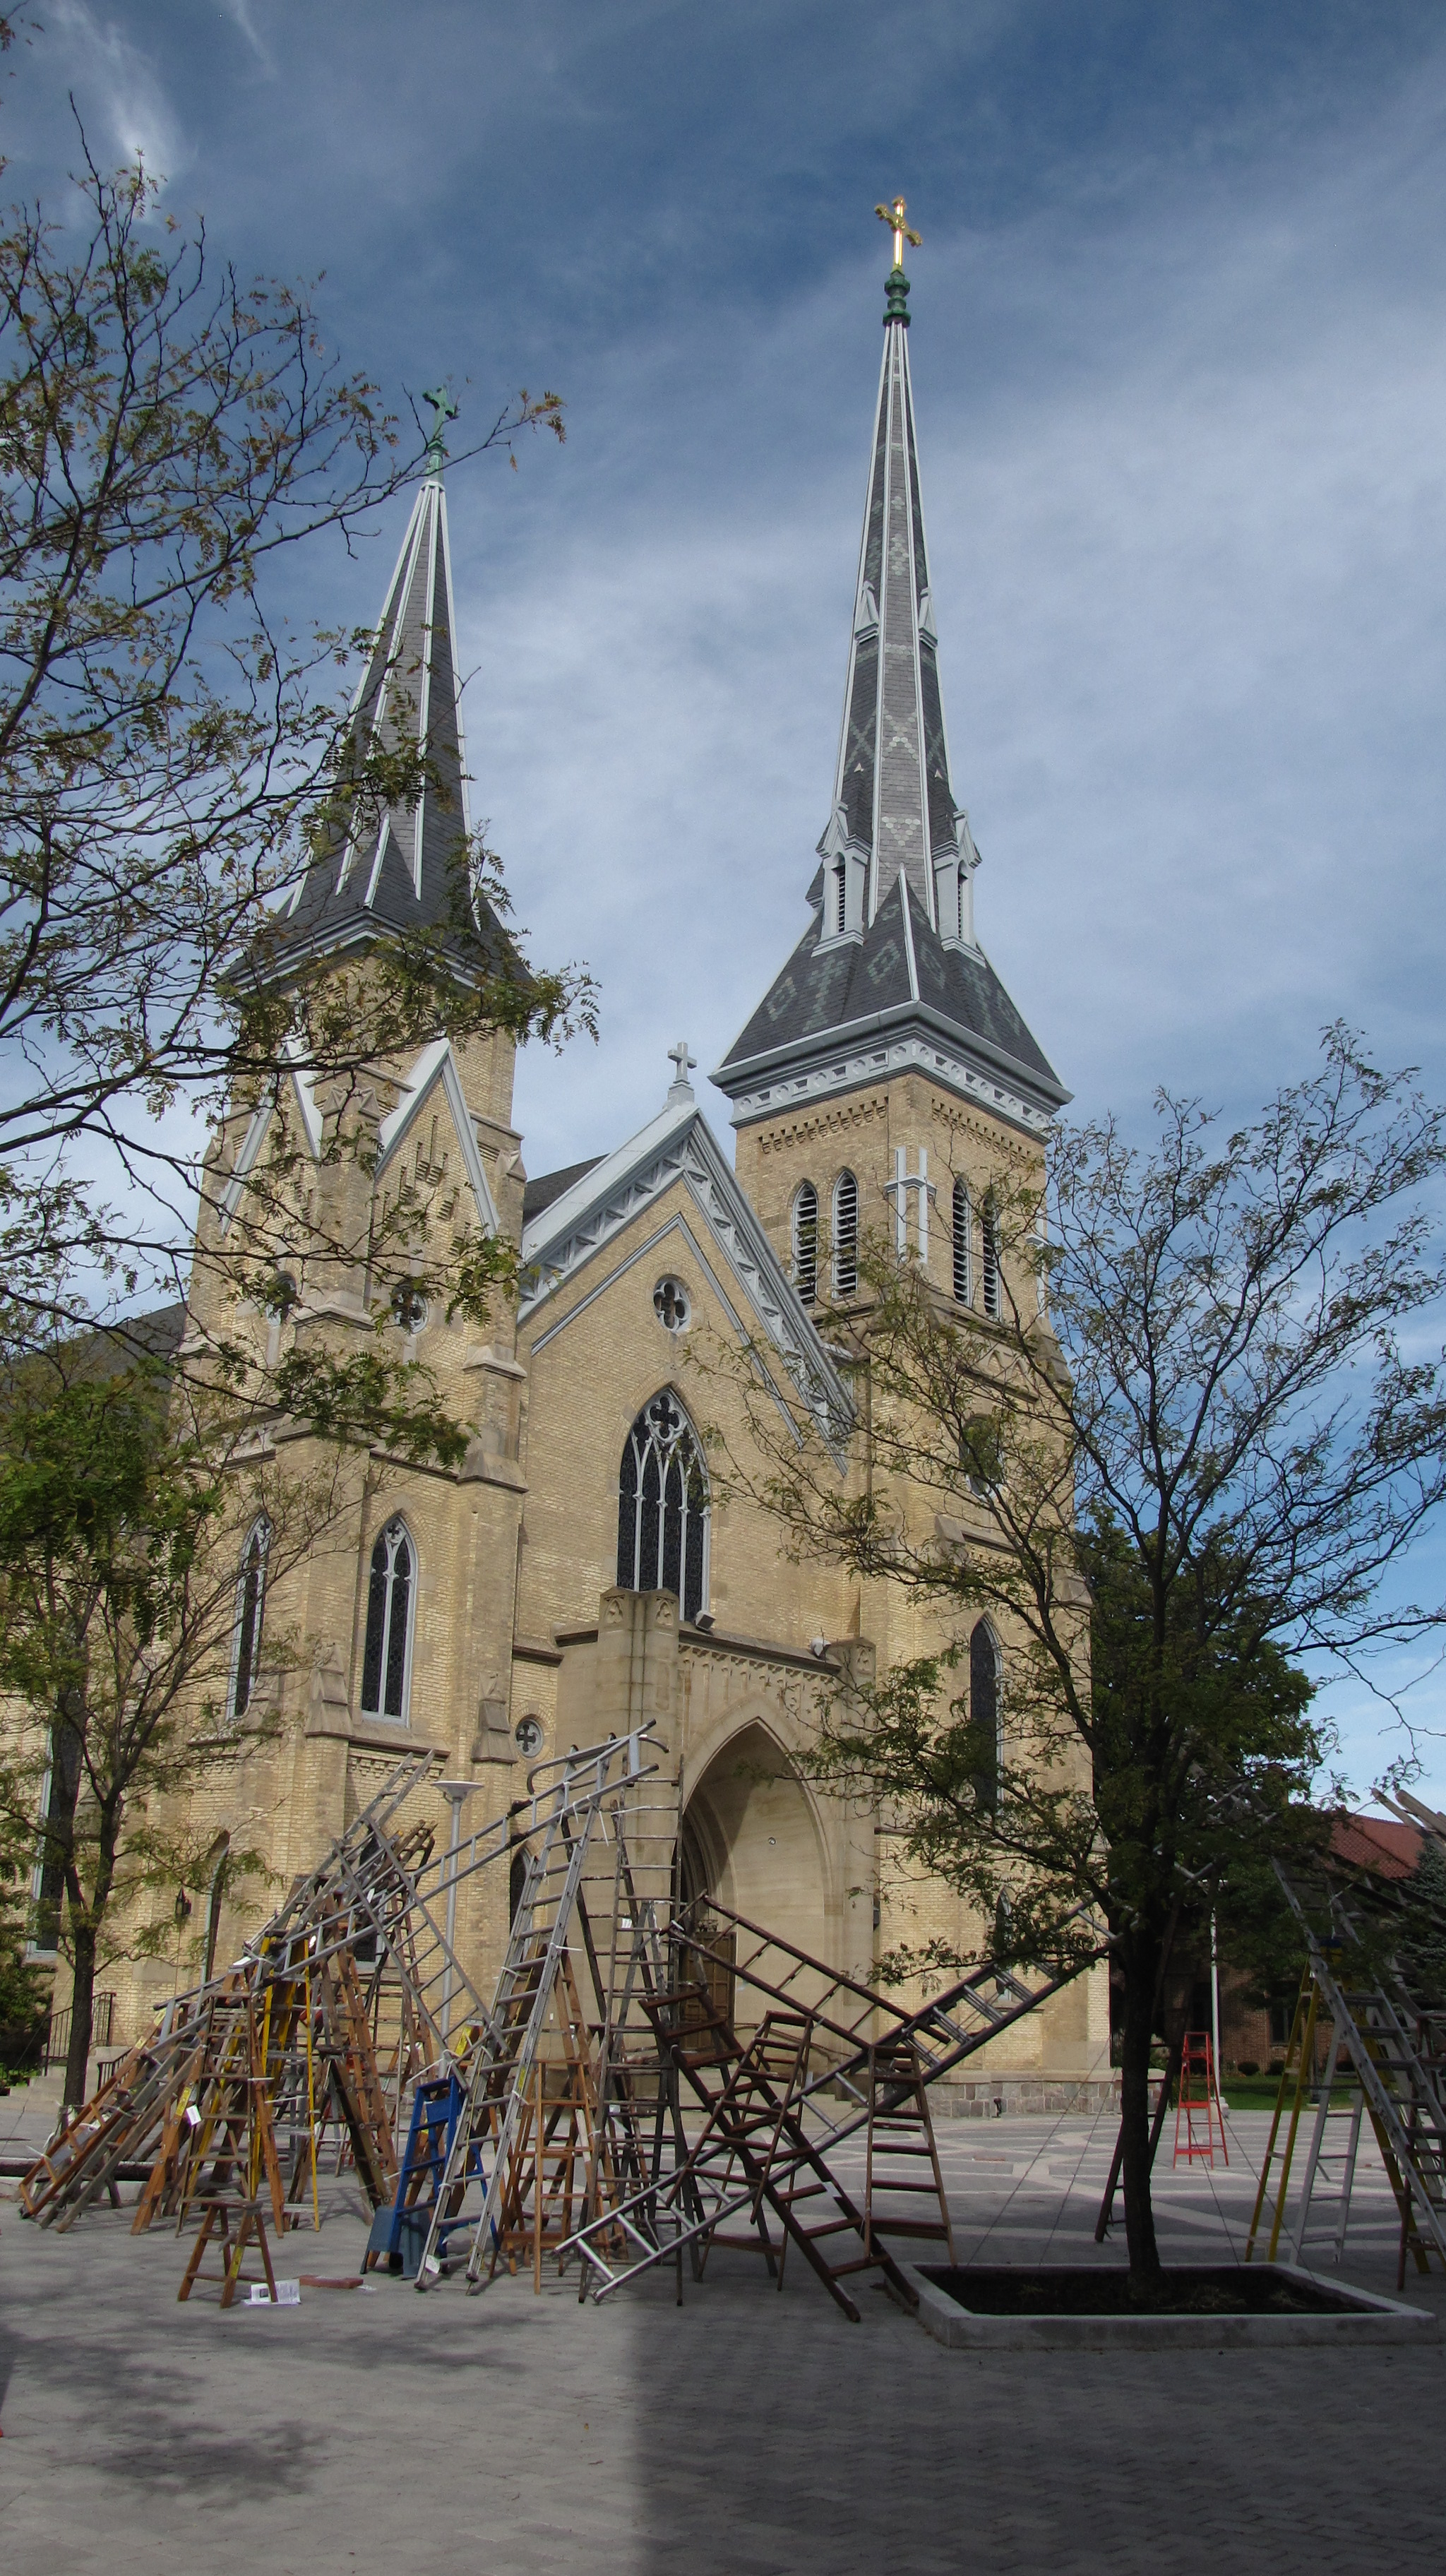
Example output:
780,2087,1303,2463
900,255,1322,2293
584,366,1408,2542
936,2073,1121,2118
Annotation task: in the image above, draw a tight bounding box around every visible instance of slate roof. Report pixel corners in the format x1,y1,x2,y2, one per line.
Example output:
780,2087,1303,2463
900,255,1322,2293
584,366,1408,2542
719,872,1063,1103
253,467,510,983
825,265,962,917
522,1157,603,1226
712,263,1067,1128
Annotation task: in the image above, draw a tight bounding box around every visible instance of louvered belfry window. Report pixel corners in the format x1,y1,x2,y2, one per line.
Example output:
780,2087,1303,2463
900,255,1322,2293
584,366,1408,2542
616,1391,709,1624
832,1171,859,1297
952,1178,972,1304
981,1196,1001,1320
793,1181,819,1304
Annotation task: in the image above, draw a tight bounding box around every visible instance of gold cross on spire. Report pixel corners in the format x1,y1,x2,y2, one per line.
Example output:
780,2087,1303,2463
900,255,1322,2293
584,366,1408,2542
875,196,921,269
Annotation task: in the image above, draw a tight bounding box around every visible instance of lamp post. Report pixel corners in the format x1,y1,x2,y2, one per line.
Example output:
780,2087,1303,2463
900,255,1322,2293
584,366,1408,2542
436,1780,488,2051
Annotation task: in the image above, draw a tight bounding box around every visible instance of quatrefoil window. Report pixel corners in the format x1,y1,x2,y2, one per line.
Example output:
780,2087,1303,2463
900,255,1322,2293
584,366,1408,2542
652,1277,691,1332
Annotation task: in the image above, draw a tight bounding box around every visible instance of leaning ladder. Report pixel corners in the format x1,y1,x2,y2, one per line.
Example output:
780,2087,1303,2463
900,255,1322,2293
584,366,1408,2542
414,1753,633,2291
1247,1869,1446,2271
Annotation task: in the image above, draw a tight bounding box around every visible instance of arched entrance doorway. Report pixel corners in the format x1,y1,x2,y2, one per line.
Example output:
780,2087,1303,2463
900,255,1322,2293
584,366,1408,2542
680,1722,829,1964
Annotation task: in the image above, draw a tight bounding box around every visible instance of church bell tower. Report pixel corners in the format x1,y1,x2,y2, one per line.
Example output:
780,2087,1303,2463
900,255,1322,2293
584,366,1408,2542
712,207,1068,1313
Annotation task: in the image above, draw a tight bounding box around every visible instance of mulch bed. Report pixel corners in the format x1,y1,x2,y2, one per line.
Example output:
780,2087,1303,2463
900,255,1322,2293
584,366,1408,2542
920,2265,1362,2318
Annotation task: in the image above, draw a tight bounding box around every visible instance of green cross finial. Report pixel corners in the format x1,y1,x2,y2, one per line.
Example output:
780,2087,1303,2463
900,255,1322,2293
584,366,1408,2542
422,386,459,475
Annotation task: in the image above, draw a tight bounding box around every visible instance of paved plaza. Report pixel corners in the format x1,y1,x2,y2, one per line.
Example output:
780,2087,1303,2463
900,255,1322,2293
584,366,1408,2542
1,2087,1441,2575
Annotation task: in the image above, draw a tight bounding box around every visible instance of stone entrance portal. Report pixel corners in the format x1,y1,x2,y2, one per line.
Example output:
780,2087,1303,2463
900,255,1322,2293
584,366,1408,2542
679,1721,830,1967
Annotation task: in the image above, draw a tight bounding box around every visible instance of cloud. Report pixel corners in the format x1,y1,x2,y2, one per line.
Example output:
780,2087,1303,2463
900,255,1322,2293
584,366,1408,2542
43,0,189,186
215,0,273,72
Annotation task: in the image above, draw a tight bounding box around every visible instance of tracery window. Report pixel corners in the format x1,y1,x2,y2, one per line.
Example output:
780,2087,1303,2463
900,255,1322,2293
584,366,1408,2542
981,1195,1001,1320
616,1391,709,1624
969,1619,1002,1814
952,1178,972,1305
792,1181,819,1305
832,1171,859,1298
230,1516,270,1719
361,1517,415,1724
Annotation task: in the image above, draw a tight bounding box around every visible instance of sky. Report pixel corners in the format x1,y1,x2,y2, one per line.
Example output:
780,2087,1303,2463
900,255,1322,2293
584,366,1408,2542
8,1,1446,1797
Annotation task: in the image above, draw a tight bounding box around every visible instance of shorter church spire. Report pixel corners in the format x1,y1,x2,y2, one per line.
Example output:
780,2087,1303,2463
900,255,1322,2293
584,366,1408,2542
260,403,489,979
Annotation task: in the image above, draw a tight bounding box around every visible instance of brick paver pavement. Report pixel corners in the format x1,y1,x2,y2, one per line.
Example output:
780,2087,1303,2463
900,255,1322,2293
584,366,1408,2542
1,2097,1440,2574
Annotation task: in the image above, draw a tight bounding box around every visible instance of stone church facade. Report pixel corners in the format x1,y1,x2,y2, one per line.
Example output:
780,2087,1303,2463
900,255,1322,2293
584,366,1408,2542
131,254,1111,2111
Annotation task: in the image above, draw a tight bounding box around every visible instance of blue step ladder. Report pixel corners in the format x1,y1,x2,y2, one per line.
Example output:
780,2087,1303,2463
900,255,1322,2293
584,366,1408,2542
363,2070,487,2277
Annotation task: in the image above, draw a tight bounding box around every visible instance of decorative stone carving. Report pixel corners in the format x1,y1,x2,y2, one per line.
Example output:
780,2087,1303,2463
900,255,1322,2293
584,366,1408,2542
306,1642,351,1739
472,1682,515,1765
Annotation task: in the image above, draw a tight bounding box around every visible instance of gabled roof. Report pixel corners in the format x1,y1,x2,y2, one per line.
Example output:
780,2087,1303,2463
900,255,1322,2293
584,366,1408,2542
519,1092,852,1449
254,466,508,982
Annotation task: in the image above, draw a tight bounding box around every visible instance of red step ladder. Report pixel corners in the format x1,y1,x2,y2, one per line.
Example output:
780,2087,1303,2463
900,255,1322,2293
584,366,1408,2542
1173,2030,1229,2168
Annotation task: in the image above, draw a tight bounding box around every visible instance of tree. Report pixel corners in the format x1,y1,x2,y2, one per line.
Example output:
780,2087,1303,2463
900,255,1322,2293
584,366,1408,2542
0,1319,463,2111
0,137,585,1355
718,1030,1446,2291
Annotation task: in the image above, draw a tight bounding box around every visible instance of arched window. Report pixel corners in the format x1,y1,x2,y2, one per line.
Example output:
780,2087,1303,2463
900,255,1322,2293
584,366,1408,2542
361,1517,415,1723
969,1619,1002,1814
952,1178,972,1305
792,1181,818,1305
981,1195,1001,1320
230,1516,270,1719
616,1390,709,1623
832,1170,859,1298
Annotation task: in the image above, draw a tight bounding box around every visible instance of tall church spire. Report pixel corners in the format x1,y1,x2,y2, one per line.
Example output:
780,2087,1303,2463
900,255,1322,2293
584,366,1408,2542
260,398,489,978
821,208,972,938
714,225,1068,1140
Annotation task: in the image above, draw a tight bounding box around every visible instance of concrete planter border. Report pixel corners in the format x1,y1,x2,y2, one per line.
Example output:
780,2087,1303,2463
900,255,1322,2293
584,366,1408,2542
902,2262,1438,2351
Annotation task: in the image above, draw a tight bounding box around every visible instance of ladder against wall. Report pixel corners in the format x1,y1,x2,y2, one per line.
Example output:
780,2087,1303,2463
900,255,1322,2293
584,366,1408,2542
408,1731,665,2291
17,1741,597,2239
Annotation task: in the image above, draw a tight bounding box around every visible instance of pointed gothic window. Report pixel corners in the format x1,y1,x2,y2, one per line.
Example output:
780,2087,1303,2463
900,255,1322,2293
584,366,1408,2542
792,1182,818,1304
981,1196,1001,1320
361,1517,415,1723
832,1171,859,1298
230,1517,270,1719
616,1391,709,1624
969,1619,1002,1814
952,1179,972,1305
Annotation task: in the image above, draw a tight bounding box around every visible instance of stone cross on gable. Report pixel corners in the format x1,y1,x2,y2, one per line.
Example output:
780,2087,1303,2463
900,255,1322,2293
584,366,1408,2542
667,1038,697,1102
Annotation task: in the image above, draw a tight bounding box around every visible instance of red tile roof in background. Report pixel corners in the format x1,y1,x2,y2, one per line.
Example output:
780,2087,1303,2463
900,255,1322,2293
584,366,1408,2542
1330,1814,1425,1880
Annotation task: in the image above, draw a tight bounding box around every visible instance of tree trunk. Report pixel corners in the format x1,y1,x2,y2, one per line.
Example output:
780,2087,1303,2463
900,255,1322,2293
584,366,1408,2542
62,1918,97,2111
1118,1957,1164,2291
61,1791,119,2115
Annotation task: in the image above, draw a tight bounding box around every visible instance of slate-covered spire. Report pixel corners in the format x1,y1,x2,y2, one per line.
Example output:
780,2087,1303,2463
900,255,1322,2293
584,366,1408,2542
820,245,973,938
713,239,1068,1138
260,395,489,977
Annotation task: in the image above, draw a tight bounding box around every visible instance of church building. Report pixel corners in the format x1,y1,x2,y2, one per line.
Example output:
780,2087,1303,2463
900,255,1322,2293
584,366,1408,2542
165,236,1111,2113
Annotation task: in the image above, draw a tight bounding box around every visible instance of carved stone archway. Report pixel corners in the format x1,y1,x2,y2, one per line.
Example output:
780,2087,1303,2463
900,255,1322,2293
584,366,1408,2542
680,1719,830,1964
